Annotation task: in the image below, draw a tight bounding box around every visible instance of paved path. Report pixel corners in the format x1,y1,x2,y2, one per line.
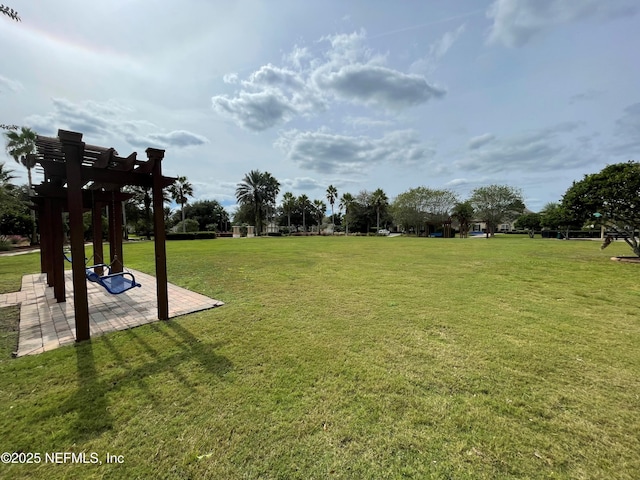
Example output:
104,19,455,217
0,269,224,357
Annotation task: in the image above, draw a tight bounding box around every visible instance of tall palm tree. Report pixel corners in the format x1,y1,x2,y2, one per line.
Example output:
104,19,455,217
339,192,355,236
5,126,37,243
298,194,310,233
169,176,194,232
313,199,326,234
282,191,295,229
371,188,388,232
236,170,280,235
326,184,338,232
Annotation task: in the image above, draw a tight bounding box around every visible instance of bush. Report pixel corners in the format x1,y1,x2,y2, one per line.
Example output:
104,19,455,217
166,231,217,240
174,218,200,233
0,235,13,251
0,212,34,236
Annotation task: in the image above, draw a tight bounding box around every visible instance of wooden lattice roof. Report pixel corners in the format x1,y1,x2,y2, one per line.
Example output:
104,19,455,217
31,132,175,190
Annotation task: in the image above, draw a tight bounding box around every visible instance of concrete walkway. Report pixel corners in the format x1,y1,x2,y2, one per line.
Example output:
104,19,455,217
0,269,224,357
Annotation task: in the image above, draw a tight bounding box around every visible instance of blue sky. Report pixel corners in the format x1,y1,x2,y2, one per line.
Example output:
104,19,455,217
2,0,639,213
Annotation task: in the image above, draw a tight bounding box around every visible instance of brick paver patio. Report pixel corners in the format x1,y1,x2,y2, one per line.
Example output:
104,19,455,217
0,269,224,357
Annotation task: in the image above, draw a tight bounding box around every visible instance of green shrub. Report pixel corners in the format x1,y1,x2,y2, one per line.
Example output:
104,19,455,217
166,231,217,240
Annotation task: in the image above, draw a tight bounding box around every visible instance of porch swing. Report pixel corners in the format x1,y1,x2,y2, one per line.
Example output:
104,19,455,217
64,188,142,295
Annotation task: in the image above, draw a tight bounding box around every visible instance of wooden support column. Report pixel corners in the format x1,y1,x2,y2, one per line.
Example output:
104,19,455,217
148,148,169,320
51,198,65,303
107,196,124,273
38,202,48,275
41,200,54,285
60,130,90,342
112,192,124,274
92,201,104,276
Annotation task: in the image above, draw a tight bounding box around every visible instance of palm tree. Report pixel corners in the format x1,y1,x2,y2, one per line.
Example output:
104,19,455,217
339,192,355,236
168,176,194,232
298,194,310,233
282,192,295,229
313,199,326,234
236,170,281,235
0,162,16,189
371,188,388,233
5,127,37,243
326,184,338,232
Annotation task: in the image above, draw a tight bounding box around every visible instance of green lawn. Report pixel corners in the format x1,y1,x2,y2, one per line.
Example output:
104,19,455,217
0,236,638,479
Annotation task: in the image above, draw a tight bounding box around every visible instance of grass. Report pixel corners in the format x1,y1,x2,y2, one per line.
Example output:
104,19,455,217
0,236,638,479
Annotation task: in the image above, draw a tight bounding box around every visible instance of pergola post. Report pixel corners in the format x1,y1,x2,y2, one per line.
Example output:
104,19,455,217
60,130,90,342
51,198,65,302
147,148,169,320
111,192,124,274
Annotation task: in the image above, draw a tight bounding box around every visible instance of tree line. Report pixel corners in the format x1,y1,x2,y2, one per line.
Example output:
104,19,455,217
3,127,638,256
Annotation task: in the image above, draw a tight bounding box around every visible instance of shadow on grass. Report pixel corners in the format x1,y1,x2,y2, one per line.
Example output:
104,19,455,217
51,320,232,444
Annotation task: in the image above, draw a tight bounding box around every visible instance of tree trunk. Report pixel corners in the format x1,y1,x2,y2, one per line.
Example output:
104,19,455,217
27,167,37,245
181,202,186,233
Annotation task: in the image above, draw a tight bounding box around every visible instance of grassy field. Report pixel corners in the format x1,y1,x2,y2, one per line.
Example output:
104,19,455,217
0,236,638,479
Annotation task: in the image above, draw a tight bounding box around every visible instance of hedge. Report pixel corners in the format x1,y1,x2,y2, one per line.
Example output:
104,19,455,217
166,231,217,240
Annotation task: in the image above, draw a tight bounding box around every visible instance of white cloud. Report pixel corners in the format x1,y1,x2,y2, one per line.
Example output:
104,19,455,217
411,24,466,74
457,122,593,172
468,133,496,150
212,29,444,130
25,98,208,149
276,128,434,174
486,0,639,47
0,74,23,94
314,64,445,108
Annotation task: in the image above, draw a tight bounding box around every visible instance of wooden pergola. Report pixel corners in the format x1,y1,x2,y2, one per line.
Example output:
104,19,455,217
31,129,176,342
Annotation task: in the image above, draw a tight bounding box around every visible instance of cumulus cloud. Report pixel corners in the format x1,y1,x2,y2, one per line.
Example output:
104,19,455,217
486,0,639,47
315,64,445,108
457,122,593,172
275,128,434,174
24,97,208,149
212,29,444,130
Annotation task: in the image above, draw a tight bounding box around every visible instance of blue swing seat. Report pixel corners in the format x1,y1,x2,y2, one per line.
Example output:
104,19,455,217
85,267,141,295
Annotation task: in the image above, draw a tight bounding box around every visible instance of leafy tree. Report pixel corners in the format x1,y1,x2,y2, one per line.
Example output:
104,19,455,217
4,127,37,243
469,185,525,238
179,199,229,231
514,212,541,238
392,187,458,235
561,161,640,256
168,176,194,233
281,191,296,229
313,199,326,234
539,202,580,239
452,201,474,238
232,202,254,226
326,184,338,230
339,192,355,235
236,170,280,235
